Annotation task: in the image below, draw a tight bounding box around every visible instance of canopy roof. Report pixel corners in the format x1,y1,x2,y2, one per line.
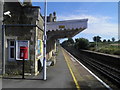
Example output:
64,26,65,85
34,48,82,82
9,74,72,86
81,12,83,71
47,19,88,39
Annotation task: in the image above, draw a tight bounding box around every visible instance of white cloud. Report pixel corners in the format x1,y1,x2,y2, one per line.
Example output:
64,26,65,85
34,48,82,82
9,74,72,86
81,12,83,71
57,14,118,38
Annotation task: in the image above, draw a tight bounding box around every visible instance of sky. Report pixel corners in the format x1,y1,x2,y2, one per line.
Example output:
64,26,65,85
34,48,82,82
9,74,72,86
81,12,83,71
32,2,118,42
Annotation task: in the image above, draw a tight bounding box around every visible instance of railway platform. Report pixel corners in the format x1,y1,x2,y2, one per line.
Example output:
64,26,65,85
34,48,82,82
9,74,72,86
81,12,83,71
2,46,111,89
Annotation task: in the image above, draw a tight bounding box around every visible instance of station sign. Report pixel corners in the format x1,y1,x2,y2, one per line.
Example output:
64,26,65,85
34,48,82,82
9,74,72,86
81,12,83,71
59,25,65,29
16,40,29,60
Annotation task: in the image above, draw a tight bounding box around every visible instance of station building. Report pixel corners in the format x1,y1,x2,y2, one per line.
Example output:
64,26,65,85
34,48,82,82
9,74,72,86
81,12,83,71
2,0,88,75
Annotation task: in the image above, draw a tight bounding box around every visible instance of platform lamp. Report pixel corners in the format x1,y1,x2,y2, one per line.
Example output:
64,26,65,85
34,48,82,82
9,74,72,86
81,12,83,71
2,11,11,74
43,0,47,80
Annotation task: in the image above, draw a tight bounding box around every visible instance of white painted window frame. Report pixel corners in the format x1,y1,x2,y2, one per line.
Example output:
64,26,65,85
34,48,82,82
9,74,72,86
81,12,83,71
8,40,15,61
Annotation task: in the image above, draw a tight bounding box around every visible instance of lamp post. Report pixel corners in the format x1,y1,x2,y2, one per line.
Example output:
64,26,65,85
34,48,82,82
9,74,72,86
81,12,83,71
43,0,47,80
2,11,11,75
2,22,5,75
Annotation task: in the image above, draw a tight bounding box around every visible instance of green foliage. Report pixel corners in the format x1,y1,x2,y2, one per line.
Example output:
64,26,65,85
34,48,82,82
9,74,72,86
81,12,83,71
67,38,74,44
118,40,120,43
75,38,89,49
61,38,89,50
89,42,96,48
113,50,120,55
88,41,120,55
61,40,69,47
112,37,115,42
61,38,74,47
61,36,119,56
93,36,101,42
95,44,119,55
103,39,106,43
108,39,111,42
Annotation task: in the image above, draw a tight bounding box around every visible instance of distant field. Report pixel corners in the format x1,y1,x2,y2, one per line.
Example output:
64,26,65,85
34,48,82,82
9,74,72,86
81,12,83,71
110,44,120,46
89,42,120,55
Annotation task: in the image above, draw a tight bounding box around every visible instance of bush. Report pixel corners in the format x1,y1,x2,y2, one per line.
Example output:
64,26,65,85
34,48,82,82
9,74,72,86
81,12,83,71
75,38,89,50
89,43,96,48
89,48,96,51
113,50,120,55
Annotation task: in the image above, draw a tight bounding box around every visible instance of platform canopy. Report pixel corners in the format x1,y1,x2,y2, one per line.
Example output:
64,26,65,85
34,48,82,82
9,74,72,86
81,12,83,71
46,19,88,40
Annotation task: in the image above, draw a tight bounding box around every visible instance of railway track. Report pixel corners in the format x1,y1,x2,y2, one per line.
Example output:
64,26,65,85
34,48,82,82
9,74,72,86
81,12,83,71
67,49,120,88
80,54,120,87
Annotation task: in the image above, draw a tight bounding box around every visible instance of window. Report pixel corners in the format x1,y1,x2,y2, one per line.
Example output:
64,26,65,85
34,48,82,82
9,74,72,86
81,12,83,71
9,40,15,60
10,41,14,46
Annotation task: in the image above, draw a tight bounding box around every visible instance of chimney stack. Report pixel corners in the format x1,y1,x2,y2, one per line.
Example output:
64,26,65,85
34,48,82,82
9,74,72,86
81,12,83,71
23,0,32,6
53,12,56,22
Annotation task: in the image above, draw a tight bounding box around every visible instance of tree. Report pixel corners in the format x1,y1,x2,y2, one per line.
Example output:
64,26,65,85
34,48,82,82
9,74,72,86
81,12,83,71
112,37,115,42
75,38,79,43
103,39,106,43
75,38,89,49
108,39,111,42
93,36,101,42
118,39,120,43
61,40,68,47
61,38,74,47
67,38,74,45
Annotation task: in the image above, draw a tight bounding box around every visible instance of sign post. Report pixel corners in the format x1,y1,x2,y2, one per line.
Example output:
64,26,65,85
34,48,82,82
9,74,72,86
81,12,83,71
20,47,27,79
23,57,25,79
16,41,29,79
20,46,29,79
22,52,25,79
2,24,5,75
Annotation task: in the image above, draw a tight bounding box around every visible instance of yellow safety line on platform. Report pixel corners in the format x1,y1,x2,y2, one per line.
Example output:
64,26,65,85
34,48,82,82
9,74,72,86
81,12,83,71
62,49,80,90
